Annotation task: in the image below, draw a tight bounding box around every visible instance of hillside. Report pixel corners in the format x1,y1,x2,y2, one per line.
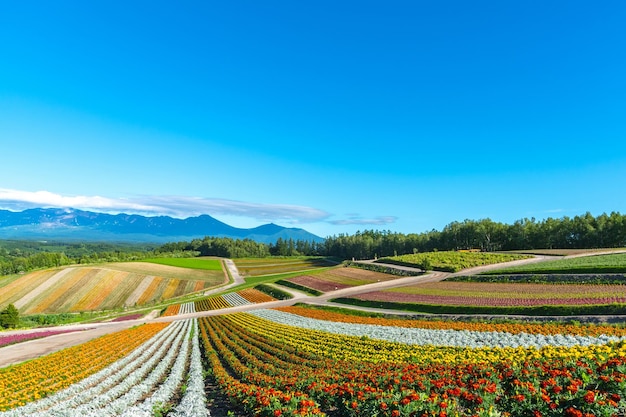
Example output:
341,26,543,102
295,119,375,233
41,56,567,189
0,261,227,314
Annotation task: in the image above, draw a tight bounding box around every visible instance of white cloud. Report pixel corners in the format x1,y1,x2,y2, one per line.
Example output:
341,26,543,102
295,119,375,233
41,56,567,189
0,188,330,224
329,215,397,226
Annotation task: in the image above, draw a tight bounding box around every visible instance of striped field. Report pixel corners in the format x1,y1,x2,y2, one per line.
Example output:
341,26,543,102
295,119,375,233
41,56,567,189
0,261,227,314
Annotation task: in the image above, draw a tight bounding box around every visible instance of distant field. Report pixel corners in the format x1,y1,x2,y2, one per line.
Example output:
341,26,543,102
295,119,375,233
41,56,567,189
358,281,626,307
0,262,226,314
377,251,531,272
140,257,224,271
505,248,626,256
481,252,626,274
234,257,336,276
283,267,399,293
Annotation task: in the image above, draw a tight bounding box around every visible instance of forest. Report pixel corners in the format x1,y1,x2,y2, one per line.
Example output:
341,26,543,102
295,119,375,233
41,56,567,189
1,211,625,276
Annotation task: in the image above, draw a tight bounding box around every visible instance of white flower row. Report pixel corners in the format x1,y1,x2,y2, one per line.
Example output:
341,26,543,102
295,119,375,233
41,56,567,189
179,302,196,315
121,319,194,416
169,319,211,417
76,319,191,417
250,309,626,349
0,321,181,416
221,292,251,307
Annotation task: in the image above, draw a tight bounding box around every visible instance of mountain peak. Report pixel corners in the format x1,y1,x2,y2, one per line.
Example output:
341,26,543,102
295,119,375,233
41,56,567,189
0,208,324,244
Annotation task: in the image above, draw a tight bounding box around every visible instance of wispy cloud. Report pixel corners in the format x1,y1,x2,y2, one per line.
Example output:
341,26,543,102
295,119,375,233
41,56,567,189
329,215,397,226
0,188,330,223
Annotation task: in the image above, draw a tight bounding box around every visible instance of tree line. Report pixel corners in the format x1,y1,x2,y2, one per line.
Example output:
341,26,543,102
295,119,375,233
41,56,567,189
157,212,626,260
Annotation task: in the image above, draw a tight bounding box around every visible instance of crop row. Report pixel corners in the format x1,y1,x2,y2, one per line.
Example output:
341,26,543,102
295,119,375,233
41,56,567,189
276,305,626,337
0,329,84,348
250,309,624,350
198,311,626,416
237,288,276,303
194,289,275,312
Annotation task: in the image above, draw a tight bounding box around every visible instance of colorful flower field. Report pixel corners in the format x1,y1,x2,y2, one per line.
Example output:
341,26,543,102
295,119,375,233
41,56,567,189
0,265,219,314
284,267,398,293
347,281,626,307
193,289,276,311
200,309,626,416
3,299,626,416
0,322,169,411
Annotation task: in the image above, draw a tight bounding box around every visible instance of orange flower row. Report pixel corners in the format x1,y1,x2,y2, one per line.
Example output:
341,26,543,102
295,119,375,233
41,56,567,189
162,304,181,316
238,288,276,303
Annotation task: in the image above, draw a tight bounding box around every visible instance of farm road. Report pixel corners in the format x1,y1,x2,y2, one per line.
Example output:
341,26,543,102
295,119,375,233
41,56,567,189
0,251,621,368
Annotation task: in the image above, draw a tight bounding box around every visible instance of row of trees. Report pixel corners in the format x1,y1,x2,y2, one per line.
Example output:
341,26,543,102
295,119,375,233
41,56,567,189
321,212,626,259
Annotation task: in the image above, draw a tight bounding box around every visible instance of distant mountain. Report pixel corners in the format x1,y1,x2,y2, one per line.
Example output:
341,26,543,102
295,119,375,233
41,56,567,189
0,208,324,244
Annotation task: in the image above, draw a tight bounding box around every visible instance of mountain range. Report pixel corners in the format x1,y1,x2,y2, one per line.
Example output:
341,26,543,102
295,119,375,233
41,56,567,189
0,208,324,244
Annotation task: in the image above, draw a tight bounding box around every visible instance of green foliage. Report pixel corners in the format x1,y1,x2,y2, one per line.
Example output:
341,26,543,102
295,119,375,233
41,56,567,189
275,280,323,296
152,401,172,417
254,284,293,300
0,239,194,277
343,261,417,276
0,303,19,328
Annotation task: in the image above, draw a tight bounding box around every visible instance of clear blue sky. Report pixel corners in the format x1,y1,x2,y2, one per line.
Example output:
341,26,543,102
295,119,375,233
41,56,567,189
1,1,625,238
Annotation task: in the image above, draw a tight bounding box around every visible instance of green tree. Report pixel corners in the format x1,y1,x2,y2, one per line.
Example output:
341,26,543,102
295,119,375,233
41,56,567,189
0,303,20,328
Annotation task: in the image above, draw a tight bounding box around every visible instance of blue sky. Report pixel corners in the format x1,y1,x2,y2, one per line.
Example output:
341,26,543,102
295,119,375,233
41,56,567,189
0,1,625,238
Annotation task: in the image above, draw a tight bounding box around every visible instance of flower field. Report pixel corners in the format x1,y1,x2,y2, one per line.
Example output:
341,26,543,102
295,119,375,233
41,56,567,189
234,257,335,277
2,300,626,416
0,322,169,411
344,281,626,307
276,305,626,337
199,309,626,416
4,250,626,417
284,267,398,293
194,289,276,311
0,265,219,314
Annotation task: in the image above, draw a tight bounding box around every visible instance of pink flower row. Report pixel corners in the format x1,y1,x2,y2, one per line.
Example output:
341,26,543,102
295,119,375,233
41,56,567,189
0,329,83,348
